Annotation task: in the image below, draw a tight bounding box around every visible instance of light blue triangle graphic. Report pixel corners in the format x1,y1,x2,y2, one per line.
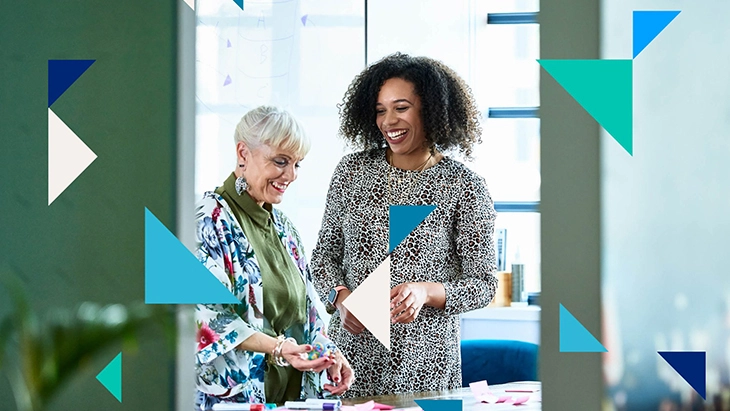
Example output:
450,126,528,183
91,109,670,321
96,352,122,402
633,11,681,58
559,303,607,352
415,399,462,411
144,207,240,304
388,205,437,253
232,0,243,10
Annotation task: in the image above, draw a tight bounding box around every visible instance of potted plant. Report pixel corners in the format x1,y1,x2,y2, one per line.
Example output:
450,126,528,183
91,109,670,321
0,273,174,411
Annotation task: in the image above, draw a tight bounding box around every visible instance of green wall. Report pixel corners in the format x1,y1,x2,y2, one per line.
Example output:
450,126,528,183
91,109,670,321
540,0,604,409
0,1,178,409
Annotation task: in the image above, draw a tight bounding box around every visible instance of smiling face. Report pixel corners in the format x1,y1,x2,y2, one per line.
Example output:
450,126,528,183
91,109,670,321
376,77,428,157
237,142,302,205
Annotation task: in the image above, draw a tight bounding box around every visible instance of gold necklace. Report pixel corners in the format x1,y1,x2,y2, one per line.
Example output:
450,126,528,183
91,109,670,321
387,151,433,205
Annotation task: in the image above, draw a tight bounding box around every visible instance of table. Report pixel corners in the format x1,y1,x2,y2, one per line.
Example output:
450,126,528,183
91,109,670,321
342,381,541,410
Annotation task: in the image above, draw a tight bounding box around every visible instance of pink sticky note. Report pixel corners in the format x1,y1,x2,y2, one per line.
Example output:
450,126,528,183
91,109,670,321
513,396,531,405
373,403,394,410
479,393,500,403
469,380,491,397
355,401,375,411
342,403,371,411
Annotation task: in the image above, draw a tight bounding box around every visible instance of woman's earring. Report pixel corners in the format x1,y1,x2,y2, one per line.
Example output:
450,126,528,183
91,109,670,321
235,164,248,195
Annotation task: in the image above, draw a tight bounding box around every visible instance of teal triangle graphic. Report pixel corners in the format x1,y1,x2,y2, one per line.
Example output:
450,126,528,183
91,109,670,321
559,303,607,352
96,352,122,402
538,59,633,155
633,11,681,58
415,399,462,411
389,205,437,253
145,207,240,304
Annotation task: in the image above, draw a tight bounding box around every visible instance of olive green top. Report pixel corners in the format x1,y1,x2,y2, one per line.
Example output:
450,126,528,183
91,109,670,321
216,172,307,403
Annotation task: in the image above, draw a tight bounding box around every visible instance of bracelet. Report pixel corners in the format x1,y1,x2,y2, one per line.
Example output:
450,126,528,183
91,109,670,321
271,335,297,367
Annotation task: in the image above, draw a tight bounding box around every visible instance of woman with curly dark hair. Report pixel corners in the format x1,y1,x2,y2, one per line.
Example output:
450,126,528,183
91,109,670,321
311,53,498,397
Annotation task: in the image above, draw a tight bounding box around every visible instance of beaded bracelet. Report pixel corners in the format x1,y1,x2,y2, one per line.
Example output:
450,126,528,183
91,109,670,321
271,335,297,367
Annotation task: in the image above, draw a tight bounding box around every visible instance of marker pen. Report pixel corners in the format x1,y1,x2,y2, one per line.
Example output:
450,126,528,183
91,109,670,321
304,399,342,407
211,403,277,411
284,401,339,410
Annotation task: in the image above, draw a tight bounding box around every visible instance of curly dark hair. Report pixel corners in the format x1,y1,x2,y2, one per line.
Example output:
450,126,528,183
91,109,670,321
337,52,482,159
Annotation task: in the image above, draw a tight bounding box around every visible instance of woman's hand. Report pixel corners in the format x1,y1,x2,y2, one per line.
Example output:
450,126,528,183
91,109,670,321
324,350,355,395
390,282,430,324
336,289,365,335
280,341,333,372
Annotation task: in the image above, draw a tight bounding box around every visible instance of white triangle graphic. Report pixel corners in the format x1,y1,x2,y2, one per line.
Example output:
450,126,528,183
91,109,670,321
183,0,194,10
48,108,97,205
342,256,391,350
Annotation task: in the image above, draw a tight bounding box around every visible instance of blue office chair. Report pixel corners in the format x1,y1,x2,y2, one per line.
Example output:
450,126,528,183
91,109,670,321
460,339,539,386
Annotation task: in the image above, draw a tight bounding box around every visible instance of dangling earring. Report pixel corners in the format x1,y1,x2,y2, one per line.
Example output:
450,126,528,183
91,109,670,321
235,164,248,195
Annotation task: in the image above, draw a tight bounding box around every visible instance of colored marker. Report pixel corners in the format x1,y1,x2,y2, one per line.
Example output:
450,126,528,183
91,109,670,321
211,403,276,411
284,400,339,410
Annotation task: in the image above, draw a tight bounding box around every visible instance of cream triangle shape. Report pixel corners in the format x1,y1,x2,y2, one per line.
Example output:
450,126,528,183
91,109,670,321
342,255,391,350
48,108,97,205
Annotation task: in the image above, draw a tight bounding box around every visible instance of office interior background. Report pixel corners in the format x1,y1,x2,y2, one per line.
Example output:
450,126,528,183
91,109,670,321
1,0,730,410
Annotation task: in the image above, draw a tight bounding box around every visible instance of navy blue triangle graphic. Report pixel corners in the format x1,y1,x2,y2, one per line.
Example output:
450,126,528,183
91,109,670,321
48,60,95,107
658,351,706,400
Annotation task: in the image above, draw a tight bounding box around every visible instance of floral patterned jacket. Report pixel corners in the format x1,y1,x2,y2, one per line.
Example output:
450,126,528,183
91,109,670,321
194,191,335,405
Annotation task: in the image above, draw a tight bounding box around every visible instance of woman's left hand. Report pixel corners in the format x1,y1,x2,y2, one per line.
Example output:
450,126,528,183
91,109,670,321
323,351,355,395
390,282,428,324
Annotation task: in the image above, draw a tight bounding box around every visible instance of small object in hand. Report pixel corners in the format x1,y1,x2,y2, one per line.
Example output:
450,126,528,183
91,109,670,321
307,342,327,359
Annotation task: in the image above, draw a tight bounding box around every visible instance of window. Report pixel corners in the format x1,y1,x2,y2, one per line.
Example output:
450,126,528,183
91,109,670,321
194,0,540,293
195,0,365,253
367,0,541,294
472,0,541,293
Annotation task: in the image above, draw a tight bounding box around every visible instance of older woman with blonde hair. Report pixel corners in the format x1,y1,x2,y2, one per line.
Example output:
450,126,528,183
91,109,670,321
194,106,354,410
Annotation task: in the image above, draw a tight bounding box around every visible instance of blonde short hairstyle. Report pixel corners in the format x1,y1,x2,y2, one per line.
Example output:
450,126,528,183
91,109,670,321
234,106,310,158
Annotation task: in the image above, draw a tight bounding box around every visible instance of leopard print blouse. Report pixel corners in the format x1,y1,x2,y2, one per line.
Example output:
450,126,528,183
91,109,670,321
311,148,498,397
